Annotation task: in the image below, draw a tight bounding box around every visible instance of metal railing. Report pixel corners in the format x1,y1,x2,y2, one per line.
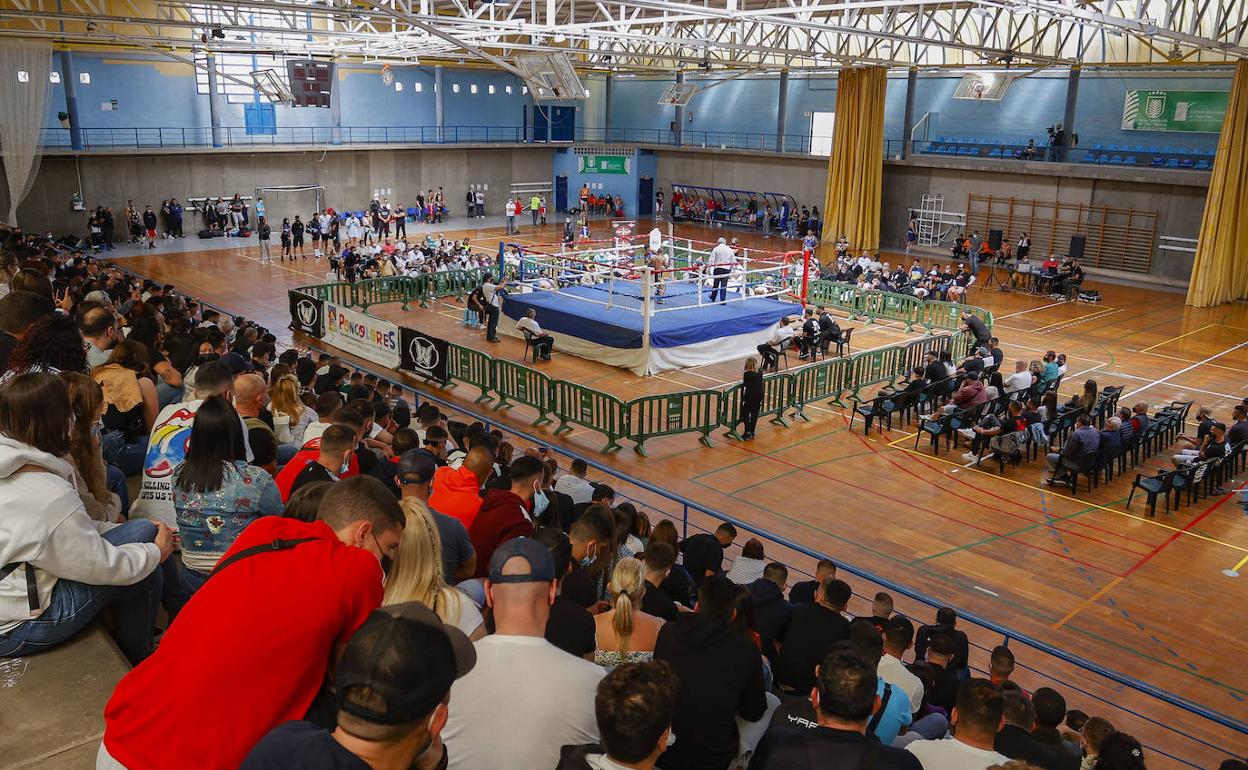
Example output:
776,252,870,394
39,124,905,158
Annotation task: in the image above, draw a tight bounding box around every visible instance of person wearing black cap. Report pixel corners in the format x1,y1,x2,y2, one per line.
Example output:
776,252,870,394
241,601,476,770
442,538,605,770
396,449,476,583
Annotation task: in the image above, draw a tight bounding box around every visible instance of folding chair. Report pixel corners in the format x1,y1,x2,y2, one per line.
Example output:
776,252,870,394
1127,469,1184,517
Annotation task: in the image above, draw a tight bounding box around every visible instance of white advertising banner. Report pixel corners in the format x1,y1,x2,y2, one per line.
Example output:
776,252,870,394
324,303,400,368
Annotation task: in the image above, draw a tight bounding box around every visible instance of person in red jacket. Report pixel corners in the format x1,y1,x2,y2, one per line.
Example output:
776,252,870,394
430,445,493,529
274,434,360,501
468,455,542,578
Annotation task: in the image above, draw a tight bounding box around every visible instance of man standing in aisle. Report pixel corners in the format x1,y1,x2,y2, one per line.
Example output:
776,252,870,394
257,217,272,263
481,275,504,343
707,237,735,304
505,198,518,236
474,189,485,219
529,193,541,227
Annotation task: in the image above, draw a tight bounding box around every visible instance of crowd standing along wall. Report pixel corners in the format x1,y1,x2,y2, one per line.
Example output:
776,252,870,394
5,146,556,235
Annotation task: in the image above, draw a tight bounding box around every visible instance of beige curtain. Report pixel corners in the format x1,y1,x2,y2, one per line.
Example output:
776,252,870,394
1186,60,1248,307
820,66,887,250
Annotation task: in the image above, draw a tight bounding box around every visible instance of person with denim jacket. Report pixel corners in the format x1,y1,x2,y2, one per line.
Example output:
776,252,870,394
170,395,282,611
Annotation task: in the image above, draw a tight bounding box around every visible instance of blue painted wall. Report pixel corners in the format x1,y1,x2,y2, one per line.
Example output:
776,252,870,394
606,70,1232,153
552,147,643,216
42,54,1231,154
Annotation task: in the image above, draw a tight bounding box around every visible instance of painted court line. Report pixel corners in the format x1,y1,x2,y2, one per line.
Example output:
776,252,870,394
996,299,1100,320
1137,323,1218,353
1052,576,1126,629
1120,340,1248,399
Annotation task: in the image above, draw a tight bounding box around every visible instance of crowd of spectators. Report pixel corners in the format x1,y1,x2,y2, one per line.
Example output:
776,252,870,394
1,225,1238,770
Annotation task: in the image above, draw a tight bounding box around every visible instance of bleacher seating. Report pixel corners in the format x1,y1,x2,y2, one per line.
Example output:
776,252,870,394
922,135,1215,170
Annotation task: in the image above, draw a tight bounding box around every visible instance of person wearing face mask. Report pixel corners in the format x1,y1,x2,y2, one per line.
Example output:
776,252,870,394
166,396,283,613
241,601,476,770
100,476,405,770
466,455,542,578
288,425,356,497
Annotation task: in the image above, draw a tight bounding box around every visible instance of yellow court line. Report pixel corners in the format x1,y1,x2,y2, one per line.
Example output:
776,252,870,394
1030,308,1123,334
1052,576,1125,629
1137,324,1218,353
1232,553,1248,573
240,255,327,280
887,444,1248,554
1135,349,1248,374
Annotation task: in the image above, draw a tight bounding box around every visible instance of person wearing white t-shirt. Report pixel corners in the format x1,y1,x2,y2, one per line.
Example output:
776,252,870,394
879,617,925,714
443,539,604,770
648,226,663,254
516,309,554,361
505,198,518,235
554,458,597,505
756,316,798,373
707,237,735,303
1003,360,1034,395
905,679,1008,770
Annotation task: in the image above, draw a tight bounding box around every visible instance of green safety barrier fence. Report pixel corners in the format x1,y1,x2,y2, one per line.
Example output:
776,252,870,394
805,280,991,335
446,343,494,403
551,380,629,453
789,358,852,417
628,390,723,456
288,277,983,453
492,359,553,426
720,373,791,441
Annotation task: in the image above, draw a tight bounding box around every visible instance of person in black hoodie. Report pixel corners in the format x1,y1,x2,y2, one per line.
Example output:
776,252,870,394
914,606,971,676
654,574,767,770
747,642,921,770
748,561,791,657
773,578,852,693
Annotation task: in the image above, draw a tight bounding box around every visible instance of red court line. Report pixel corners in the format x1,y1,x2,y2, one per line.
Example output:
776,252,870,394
892,446,1156,554
724,440,1126,578
1121,482,1247,578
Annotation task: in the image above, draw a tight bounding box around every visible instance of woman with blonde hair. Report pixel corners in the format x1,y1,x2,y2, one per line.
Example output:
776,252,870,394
92,339,159,476
60,371,123,522
382,498,485,640
269,373,316,450
593,556,664,671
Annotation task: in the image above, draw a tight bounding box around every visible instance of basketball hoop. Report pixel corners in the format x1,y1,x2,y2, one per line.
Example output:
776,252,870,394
381,64,394,87
972,82,986,100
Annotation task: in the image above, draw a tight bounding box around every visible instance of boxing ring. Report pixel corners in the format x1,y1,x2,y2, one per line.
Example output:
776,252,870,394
497,236,809,375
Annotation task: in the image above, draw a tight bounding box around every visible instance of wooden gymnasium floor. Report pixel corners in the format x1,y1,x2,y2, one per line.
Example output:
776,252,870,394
117,220,1248,766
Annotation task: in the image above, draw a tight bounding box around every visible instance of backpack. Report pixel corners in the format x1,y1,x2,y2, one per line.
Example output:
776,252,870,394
1078,290,1101,303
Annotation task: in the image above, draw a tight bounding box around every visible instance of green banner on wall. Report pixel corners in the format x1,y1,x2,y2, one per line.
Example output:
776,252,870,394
1121,89,1228,133
577,154,631,174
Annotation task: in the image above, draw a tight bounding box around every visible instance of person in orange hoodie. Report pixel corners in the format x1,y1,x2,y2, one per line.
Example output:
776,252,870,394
429,445,493,529
468,455,541,578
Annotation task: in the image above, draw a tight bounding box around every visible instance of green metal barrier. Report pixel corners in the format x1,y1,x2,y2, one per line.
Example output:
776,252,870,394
627,390,723,456
445,343,494,403
551,380,629,453
492,359,553,426
720,374,791,441
789,358,851,417
805,281,990,336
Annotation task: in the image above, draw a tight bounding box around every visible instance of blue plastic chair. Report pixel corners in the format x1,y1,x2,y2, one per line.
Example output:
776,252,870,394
1181,158,1195,168
989,148,1002,157
1122,155,1136,166
1081,153,1098,163
1109,155,1123,165
1165,158,1180,168
1195,159,1211,170
1098,154,1110,164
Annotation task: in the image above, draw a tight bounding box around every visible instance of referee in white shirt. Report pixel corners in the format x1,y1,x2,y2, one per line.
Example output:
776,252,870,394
516,308,554,360
481,276,505,342
707,237,736,304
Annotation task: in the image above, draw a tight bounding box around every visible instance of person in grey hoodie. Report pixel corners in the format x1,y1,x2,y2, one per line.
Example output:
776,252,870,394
0,372,175,664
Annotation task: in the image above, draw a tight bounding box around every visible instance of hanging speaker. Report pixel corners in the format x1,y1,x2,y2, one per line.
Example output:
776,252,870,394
1068,235,1086,259
988,229,1003,250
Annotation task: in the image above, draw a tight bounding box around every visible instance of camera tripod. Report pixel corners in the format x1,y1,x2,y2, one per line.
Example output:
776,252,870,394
983,263,1012,292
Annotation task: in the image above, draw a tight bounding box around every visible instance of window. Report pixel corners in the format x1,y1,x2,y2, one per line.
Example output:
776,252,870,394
16,71,29,83
79,72,91,84
522,85,528,95
452,83,460,93
395,82,403,92
194,53,283,103
488,84,495,94
49,72,61,84
414,82,423,92
810,111,835,157
505,85,513,94
470,84,478,94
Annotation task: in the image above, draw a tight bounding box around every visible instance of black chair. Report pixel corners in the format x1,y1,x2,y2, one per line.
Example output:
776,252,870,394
850,393,894,434
835,327,854,357
1127,469,1185,517
1064,450,1103,496
521,328,539,363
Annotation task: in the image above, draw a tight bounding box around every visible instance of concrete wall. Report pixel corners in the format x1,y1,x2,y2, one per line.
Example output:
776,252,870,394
7,146,555,234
